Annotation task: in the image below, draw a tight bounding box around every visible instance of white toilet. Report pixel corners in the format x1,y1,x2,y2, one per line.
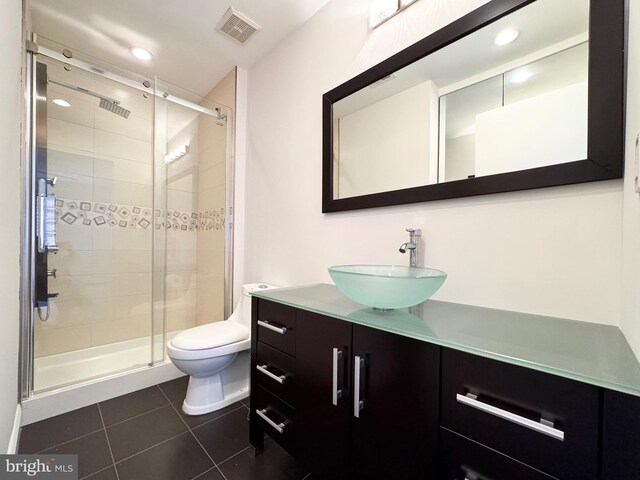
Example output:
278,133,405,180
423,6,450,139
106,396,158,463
167,283,279,415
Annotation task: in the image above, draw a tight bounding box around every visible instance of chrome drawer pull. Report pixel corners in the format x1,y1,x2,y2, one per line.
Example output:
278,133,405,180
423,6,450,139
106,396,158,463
332,348,343,406
354,356,364,418
256,408,285,434
456,393,565,441
256,364,286,384
257,320,287,335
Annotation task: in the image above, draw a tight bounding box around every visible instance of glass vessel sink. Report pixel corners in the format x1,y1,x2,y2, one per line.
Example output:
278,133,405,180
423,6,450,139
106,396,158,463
328,265,447,310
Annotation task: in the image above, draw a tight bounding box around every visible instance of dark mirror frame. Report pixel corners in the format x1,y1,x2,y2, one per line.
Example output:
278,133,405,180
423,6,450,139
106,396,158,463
322,0,625,213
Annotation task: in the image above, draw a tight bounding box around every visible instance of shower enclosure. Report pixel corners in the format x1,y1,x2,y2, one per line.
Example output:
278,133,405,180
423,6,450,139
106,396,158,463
21,37,234,403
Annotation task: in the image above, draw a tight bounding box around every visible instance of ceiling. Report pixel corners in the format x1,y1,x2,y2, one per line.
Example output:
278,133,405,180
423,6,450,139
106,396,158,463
30,0,331,97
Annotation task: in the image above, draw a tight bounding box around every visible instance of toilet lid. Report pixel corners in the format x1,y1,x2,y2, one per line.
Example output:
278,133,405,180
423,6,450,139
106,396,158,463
170,321,249,350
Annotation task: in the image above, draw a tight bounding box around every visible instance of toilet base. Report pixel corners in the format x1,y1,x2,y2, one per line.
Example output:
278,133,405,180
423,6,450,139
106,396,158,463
181,350,249,416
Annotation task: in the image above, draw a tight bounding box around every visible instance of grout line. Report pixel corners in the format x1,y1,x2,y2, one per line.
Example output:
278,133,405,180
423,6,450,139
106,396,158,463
35,427,106,454
102,402,171,429
215,466,229,480
97,404,120,480
190,466,218,480
113,431,189,465
189,405,247,432
78,464,114,480
215,445,251,468
158,386,218,469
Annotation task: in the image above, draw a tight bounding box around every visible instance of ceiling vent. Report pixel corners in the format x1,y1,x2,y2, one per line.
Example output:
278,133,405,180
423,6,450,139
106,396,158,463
217,7,261,45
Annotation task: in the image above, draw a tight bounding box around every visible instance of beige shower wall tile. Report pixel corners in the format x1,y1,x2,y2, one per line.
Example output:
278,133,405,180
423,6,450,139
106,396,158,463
58,224,92,251
94,154,153,186
92,227,152,251
195,250,224,275
49,118,94,153
167,174,197,193
93,178,153,207
34,323,92,358
94,129,152,164
198,162,225,191
37,299,93,329
196,229,225,253
198,184,225,210
49,250,92,276
167,188,197,212
199,123,227,157
90,294,152,324
166,309,196,333
196,275,224,325
91,315,150,348
165,231,197,252
204,68,236,109
166,250,197,272
92,250,152,274
51,273,152,302
49,172,93,201
48,146,94,177
94,107,151,142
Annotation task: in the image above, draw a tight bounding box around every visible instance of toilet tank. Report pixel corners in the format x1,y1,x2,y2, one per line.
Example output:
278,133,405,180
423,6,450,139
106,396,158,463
231,283,280,329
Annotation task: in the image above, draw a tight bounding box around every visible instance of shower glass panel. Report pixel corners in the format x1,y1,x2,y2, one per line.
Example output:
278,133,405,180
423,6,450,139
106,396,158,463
33,54,156,392
153,78,232,342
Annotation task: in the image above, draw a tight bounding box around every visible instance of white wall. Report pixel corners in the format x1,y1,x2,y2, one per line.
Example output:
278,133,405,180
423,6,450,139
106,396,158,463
0,0,23,451
621,0,640,359
245,0,623,325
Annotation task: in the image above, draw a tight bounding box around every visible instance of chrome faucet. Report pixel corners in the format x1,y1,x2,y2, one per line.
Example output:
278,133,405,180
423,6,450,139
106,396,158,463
399,228,422,267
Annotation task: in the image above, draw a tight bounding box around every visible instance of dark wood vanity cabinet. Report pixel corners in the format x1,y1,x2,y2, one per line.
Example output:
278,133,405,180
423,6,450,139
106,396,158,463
250,298,640,480
250,299,440,479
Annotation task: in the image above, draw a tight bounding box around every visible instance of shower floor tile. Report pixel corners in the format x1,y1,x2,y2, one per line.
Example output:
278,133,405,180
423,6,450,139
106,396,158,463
18,377,309,480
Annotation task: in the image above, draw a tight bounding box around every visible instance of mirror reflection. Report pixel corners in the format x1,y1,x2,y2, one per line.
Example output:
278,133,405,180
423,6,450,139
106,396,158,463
331,0,589,200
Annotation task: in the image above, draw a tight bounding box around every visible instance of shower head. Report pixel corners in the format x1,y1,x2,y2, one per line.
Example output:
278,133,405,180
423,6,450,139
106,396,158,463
99,98,130,119
49,77,131,119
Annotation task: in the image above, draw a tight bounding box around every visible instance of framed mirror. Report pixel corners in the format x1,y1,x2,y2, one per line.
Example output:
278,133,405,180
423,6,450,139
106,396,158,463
322,0,624,213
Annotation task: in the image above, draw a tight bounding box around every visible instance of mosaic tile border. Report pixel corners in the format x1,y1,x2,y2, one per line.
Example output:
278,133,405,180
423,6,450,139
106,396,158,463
56,198,225,231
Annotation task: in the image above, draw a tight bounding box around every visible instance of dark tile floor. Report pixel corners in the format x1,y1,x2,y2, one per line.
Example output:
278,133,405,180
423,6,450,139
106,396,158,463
19,376,310,480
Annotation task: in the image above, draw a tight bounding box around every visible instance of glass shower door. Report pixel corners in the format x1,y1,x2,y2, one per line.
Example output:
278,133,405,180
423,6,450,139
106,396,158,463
32,54,157,392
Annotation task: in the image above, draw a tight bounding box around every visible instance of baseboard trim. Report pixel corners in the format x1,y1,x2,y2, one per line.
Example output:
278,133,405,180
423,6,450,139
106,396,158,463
7,404,21,454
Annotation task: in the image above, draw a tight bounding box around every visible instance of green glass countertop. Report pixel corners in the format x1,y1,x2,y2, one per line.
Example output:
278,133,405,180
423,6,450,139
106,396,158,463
253,283,640,397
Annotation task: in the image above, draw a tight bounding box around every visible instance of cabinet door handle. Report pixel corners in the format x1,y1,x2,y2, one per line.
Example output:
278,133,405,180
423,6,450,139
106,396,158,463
456,393,565,441
332,348,343,405
256,408,286,434
256,364,286,384
257,320,287,335
354,355,364,418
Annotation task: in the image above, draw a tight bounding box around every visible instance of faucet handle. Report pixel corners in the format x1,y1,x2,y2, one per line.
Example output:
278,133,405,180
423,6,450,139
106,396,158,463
406,228,422,236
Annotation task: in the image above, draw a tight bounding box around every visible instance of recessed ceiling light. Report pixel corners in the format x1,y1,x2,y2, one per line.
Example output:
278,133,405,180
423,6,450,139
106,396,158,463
53,98,71,108
494,27,519,46
130,47,154,61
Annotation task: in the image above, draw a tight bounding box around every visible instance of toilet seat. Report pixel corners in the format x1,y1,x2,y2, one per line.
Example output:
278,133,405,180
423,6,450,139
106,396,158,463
167,321,250,360
171,321,249,350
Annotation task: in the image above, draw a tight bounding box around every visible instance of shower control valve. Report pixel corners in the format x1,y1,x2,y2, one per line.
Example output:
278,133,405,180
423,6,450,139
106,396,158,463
47,269,57,278
46,176,57,187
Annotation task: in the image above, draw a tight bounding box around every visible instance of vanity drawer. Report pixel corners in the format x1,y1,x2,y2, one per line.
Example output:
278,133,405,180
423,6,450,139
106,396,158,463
257,300,296,356
441,349,599,480
256,342,296,405
440,427,557,480
253,386,296,453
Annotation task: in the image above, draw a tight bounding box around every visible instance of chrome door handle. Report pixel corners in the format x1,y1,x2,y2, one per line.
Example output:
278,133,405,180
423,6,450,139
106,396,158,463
256,364,286,384
456,393,565,441
332,348,343,405
256,409,285,434
354,355,364,418
257,320,287,335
